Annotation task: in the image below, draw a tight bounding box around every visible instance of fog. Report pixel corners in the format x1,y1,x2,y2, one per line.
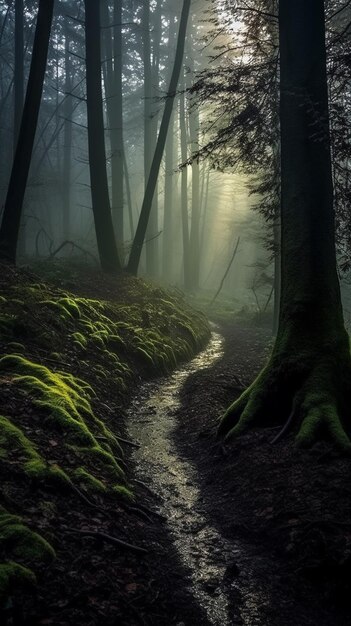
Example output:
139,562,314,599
0,0,273,318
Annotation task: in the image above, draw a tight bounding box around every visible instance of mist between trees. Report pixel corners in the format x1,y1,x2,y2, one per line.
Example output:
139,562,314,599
1,0,351,327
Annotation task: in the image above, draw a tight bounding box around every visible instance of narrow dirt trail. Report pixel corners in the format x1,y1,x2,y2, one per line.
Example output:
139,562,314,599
128,324,350,626
128,331,234,625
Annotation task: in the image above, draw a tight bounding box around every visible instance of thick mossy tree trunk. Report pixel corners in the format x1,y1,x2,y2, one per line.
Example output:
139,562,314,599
219,0,351,450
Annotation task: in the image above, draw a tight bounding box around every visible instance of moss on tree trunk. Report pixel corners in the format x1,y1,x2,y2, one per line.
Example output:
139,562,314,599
219,0,351,450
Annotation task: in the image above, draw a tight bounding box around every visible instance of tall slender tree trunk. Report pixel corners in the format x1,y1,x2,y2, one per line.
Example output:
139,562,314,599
127,0,191,276
199,167,210,257
188,21,200,291
14,0,25,256
84,0,121,273
0,0,54,264
144,0,162,276
162,12,177,280
112,0,124,249
62,16,73,241
102,0,124,252
272,206,281,335
123,147,134,240
14,0,23,152
219,0,351,451
189,102,200,290
179,68,191,290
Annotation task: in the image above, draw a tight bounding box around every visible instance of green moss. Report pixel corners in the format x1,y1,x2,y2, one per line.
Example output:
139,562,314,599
0,314,17,335
57,297,81,319
7,341,25,350
0,562,36,605
72,332,88,350
0,506,55,606
40,299,71,320
10,299,25,307
108,334,126,350
0,414,70,486
0,507,56,605
134,347,155,367
50,352,61,360
112,485,134,500
0,355,125,493
73,467,106,492
0,265,212,607
0,522,55,564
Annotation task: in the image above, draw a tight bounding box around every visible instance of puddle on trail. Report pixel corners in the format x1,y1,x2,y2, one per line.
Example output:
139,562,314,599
128,331,271,626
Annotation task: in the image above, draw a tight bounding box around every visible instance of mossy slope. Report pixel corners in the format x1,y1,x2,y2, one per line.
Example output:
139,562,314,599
0,265,210,610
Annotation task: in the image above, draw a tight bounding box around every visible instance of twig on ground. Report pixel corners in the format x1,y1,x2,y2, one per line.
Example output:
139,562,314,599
65,527,148,554
115,435,141,449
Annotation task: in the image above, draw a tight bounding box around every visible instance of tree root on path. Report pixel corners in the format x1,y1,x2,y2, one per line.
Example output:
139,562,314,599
66,528,148,554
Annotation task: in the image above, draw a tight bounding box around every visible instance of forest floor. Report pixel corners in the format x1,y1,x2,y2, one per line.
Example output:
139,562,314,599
0,264,350,625
171,322,351,625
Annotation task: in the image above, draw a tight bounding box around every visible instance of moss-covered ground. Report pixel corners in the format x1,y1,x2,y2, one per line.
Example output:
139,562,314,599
0,261,210,618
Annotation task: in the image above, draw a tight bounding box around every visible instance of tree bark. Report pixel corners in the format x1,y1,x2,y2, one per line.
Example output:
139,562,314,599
219,0,351,451
84,0,121,273
0,0,54,264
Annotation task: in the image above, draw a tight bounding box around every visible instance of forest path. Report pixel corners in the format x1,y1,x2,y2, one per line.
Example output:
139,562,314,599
128,330,233,626
127,323,349,626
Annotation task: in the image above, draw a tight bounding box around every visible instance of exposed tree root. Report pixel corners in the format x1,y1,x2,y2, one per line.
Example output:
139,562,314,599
66,528,148,554
218,356,351,452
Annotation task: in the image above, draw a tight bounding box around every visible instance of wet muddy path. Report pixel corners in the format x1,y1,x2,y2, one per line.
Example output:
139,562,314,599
129,331,233,625
128,330,273,626
128,326,349,626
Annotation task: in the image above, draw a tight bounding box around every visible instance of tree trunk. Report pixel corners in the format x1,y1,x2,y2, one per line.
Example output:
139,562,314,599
112,0,124,249
84,0,121,273
101,0,124,252
0,0,54,264
62,15,73,241
144,0,162,276
14,0,26,256
219,0,351,451
179,68,191,290
272,208,281,335
127,0,191,276
162,12,177,280
189,100,200,290
14,0,24,152
188,22,200,291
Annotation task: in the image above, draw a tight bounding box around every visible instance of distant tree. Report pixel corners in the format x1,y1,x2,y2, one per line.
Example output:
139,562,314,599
143,0,162,276
188,17,200,291
0,0,54,264
162,10,177,280
219,0,351,450
127,0,191,276
84,0,121,273
14,0,24,153
179,67,191,290
62,14,73,242
102,0,124,251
